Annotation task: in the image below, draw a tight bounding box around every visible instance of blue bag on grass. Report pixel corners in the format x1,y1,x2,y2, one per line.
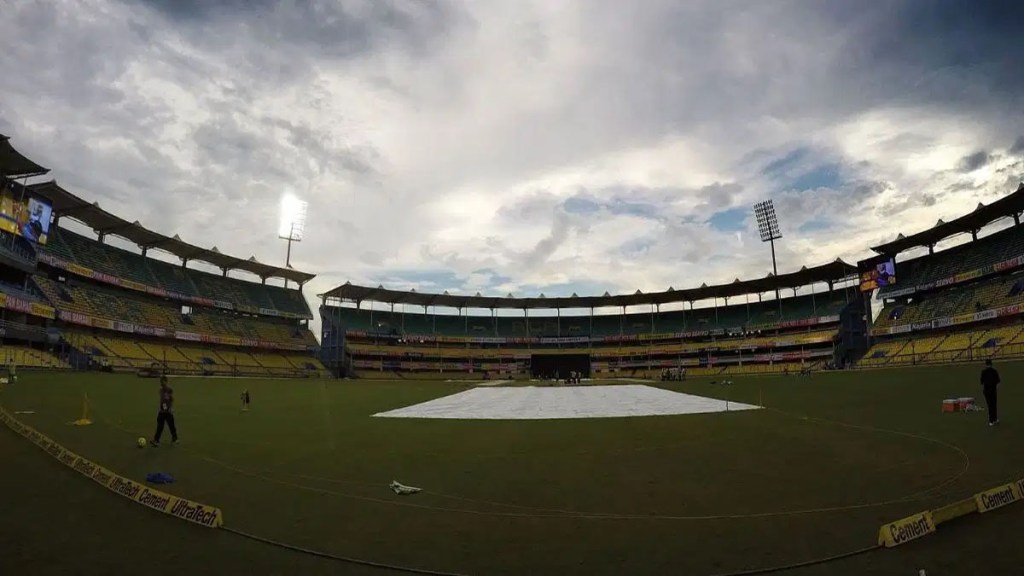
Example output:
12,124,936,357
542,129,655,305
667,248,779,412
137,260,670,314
145,472,175,484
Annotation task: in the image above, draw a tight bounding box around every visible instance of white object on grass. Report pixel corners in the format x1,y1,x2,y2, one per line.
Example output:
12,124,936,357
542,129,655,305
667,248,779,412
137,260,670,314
390,480,422,495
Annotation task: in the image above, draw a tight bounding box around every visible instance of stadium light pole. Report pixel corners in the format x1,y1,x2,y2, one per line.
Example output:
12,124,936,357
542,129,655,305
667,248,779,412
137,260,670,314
753,199,783,312
278,194,308,289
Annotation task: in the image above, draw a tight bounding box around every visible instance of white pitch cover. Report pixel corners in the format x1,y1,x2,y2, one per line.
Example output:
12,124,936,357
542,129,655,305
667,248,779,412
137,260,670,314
373,384,760,420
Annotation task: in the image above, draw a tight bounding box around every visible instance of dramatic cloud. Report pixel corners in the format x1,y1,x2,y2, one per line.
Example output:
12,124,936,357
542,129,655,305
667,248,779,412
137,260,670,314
1,0,1023,335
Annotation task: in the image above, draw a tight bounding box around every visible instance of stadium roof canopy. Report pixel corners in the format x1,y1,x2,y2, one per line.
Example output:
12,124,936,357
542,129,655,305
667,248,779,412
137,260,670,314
27,180,315,285
322,259,857,309
872,182,1024,255
0,134,49,178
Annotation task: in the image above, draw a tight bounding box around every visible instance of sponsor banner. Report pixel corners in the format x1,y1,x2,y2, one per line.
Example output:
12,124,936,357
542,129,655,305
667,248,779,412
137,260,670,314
259,307,277,316
974,483,1020,514
4,294,31,313
176,331,201,342
120,279,147,292
954,269,983,283
94,271,120,286
60,310,92,326
998,304,1021,317
37,252,60,267
67,262,94,278
950,313,976,326
885,287,917,298
219,335,241,346
932,317,952,329
214,300,234,310
993,258,1019,273
0,405,223,528
29,302,56,319
91,317,114,330
190,296,216,308
877,511,936,548
113,321,134,333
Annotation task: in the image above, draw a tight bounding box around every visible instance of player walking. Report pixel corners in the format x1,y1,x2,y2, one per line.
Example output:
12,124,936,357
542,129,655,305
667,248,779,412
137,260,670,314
152,375,178,446
981,359,1000,426
241,389,251,411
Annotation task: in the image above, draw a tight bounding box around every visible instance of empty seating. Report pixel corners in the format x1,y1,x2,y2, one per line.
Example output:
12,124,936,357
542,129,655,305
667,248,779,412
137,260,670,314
41,228,311,316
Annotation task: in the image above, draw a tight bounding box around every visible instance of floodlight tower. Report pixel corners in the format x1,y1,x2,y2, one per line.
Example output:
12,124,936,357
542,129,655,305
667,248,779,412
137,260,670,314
278,194,308,289
753,199,783,307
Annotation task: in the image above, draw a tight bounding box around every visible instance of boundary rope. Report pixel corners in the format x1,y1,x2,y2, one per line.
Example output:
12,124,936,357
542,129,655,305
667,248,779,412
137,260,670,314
221,526,471,576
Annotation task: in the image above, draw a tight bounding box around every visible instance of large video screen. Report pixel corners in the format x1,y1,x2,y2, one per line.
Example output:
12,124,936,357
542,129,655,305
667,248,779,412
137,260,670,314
0,193,52,245
859,257,896,292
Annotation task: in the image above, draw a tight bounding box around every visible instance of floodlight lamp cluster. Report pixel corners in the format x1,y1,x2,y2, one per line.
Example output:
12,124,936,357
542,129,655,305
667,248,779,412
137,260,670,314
279,194,308,241
753,199,782,243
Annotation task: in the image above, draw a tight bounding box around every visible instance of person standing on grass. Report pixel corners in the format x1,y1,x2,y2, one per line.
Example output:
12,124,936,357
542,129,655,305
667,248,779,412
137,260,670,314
152,375,178,446
981,359,1001,426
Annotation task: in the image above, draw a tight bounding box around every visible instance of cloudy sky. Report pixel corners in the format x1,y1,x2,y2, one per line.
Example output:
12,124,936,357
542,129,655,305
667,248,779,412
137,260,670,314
2,0,1023,333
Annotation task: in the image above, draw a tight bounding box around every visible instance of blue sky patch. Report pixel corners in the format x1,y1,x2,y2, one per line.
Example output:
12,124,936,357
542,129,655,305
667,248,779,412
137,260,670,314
708,207,748,232
789,163,842,192
762,147,811,177
798,219,833,233
563,196,600,214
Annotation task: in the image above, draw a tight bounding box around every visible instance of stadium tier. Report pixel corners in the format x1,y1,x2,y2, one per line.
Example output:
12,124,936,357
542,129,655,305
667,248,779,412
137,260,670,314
45,228,310,317
862,186,1024,367
0,138,326,378
320,266,863,379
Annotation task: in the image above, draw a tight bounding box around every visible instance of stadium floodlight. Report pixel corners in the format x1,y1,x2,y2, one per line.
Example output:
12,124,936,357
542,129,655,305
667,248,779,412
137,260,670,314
278,193,308,288
753,199,784,305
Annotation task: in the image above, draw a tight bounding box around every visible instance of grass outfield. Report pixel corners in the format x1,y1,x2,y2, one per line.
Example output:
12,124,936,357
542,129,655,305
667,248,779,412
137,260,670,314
2,365,1023,575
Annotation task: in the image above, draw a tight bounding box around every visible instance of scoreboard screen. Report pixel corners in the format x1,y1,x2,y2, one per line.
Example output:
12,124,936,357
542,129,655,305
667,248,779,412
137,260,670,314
859,257,896,292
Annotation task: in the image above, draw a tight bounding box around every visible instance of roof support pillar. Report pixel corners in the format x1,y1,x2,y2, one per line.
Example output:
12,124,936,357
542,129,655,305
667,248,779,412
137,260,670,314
97,232,106,243
221,267,229,277
927,243,935,254
971,229,979,241
140,247,147,257
1015,213,1021,226
589,307,594,347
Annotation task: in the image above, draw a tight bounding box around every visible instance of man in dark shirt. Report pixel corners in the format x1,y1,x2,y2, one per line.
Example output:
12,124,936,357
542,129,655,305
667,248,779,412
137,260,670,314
152,375,178,446
981,359,1001,426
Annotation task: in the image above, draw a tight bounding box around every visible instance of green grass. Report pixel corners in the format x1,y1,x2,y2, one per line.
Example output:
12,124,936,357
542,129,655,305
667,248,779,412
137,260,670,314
2,365,1024,575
